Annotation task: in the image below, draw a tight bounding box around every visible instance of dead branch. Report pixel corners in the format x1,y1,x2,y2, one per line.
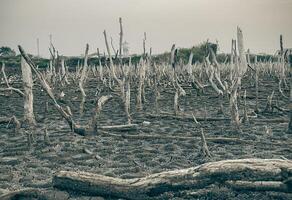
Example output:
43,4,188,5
200,128,211,157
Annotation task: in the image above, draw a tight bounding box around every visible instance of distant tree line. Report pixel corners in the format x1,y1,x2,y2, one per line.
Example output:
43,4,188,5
0,44,277,69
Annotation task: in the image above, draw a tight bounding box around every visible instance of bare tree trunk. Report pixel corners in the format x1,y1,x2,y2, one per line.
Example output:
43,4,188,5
21,56,36,126
143,32,146,57
104,30,132,124
242,90,249,123
170,44,186,115
119,17,123,64
229,27,247,132
79,44,89,115
255,63,259,113
125,77,132,124
205,56,223,95
61,58,69,84
230,78,241,129
200,128,211,157
136,61,145,111
90,95,113,132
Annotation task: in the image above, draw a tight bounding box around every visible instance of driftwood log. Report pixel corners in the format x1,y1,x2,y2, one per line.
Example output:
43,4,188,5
53,159,292,199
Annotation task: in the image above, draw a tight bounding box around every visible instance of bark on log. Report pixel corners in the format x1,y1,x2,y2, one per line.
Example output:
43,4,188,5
53,159,292,199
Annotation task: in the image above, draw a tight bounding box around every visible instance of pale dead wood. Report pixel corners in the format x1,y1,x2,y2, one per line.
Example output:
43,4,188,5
264,90,275,113
242,90,249,123
53,159,292,199
99,124,138,131
21,56,36,126
136,60,146,111
170,44,186,115
102,132,247,144
205,56,223,95
89,95,113,132
119,17,123,63
1,63,24,96
200,128,211,157
229,27,247,131
18,45,79,133
79,44,89,115
104,29,132,124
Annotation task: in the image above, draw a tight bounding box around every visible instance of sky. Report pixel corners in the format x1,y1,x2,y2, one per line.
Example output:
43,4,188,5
0,0,291,57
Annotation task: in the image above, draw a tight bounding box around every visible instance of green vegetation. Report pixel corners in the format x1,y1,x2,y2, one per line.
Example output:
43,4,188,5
0,46,16,57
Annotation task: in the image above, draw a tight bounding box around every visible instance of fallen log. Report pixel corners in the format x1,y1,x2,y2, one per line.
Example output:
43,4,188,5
146,112,230,122
53,159,292,199
99,123,138,131
146,112,290,123
102,132,247,144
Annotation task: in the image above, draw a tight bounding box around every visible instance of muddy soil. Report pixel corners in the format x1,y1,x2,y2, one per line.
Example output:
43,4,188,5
0,70,291,199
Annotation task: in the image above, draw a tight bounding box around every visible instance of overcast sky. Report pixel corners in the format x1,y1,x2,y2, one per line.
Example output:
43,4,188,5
0,0,291,57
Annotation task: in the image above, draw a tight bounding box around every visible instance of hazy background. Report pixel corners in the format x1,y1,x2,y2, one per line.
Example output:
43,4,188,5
0,0,291,57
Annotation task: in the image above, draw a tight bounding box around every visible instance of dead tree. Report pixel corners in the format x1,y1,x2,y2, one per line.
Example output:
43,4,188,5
205,56,223,95
208,45,225,93
187,53,205,93
200,128,211,157
61,57,69,85
21,56,36,126
119,17,123,64
153,63,160,113
264,90,274,113
53,159,292,199
79,44,89,115
143,32,146,57
171,44,186,115
242,90,249,123
104,30,132,124
18,45,111,136
229,27,248,131
0,63,24,96
136,60,146,111
254,62,259,113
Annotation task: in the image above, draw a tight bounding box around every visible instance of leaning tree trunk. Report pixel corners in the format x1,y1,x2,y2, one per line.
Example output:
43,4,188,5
21,56,36,126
